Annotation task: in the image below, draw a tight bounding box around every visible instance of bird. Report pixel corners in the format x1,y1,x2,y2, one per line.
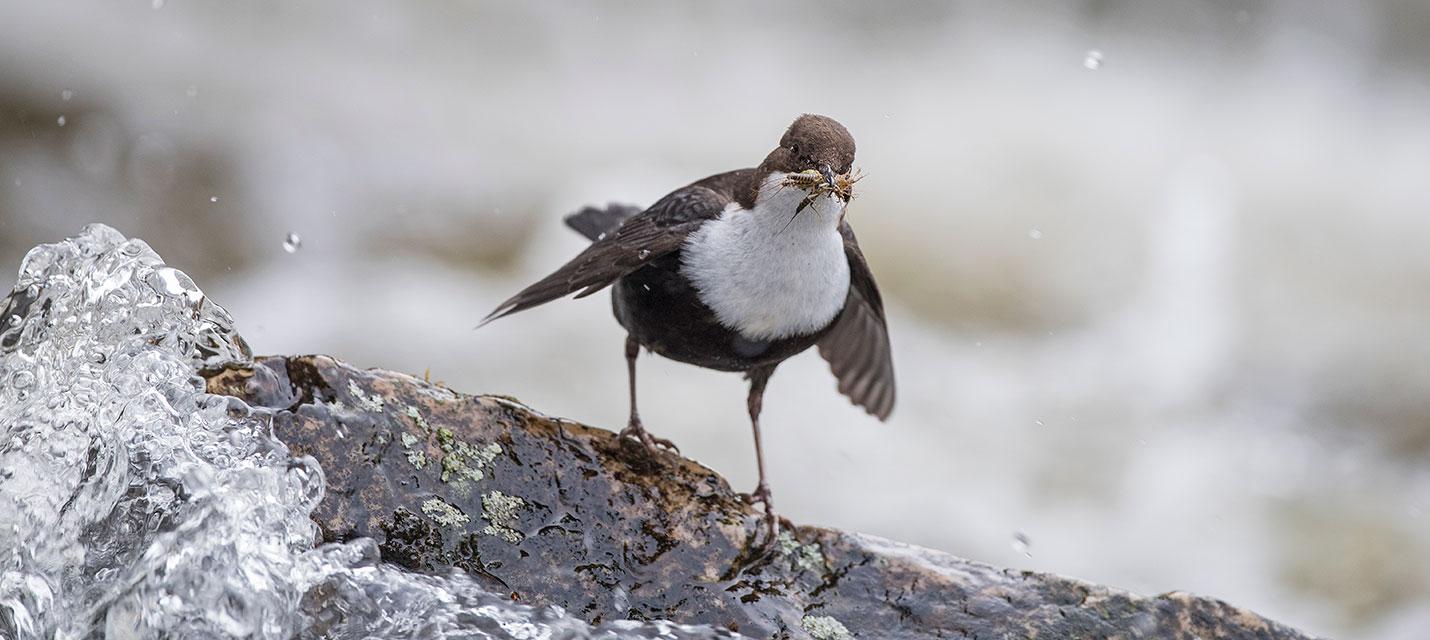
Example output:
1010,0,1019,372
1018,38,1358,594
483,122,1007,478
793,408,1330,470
480,114,895,538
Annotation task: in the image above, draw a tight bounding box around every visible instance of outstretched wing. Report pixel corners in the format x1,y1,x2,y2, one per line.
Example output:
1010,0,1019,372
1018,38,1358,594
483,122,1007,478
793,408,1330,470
479,181,734,326
818,222,896,420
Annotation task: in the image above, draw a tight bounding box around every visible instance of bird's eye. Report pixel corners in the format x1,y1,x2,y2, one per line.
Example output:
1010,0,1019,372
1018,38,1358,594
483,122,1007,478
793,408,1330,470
789,143,800,155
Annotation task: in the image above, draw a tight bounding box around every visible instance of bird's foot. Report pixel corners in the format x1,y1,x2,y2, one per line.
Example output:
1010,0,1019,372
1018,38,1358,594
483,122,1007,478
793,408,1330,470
739,482,782,542
618,419,680,455
738,481,771,506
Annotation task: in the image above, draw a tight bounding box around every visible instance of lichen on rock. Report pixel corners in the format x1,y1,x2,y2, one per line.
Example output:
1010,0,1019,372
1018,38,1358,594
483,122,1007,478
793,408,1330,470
399,432,426,469
347,378,385,412
397,400,502,490
441,439,502,486
421,497,469,529
777,531,826,573
480,490,524,543
801,615,853,640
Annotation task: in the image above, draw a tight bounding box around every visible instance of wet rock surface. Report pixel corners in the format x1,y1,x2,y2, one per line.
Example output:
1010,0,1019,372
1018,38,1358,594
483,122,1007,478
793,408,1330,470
205,355,1322,640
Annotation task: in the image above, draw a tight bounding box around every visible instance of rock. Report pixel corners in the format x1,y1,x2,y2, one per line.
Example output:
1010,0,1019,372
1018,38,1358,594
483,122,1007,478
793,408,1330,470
205,355,1322,640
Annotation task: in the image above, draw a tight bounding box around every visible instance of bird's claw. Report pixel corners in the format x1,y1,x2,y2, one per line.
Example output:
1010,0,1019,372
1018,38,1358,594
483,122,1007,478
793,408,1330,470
738,482,771,506
618,420,680,455
739,482,782,542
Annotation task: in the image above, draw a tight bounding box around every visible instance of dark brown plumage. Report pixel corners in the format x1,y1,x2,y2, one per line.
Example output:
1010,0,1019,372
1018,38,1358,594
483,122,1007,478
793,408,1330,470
481,114,894,538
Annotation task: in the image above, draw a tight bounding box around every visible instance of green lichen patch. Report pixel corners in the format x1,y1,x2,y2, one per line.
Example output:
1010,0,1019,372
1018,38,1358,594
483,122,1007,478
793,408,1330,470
421,497,469,529
481,490,525,543
346,379,385,412
403,405,501,488
440,439,502,486
399,432,426,469
802,615,853,640
777,531,826,573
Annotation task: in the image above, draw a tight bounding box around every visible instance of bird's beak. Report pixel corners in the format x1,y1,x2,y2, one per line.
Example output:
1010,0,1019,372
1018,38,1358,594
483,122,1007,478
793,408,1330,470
819,165,837,188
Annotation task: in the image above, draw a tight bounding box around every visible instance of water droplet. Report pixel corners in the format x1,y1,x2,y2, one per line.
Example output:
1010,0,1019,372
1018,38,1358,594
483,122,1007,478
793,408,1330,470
56,115,66,127
641,284,651,292
1027,228,1043,240
209,196,219,203
282,233,302,253
596,232,607,241
1011,531,1032,557
61,89,74,101
637,249,651,259
151,0,165,8
11,370,35,389
1034,419,1045,427
1083,49,1103,70
185,85,199,98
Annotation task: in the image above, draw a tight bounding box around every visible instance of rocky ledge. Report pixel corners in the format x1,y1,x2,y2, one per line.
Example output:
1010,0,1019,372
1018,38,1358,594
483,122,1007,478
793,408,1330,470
204,355,1320,640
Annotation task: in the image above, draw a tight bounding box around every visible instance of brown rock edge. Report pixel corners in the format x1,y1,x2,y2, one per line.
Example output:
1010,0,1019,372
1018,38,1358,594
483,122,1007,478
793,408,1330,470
204,355,1323,640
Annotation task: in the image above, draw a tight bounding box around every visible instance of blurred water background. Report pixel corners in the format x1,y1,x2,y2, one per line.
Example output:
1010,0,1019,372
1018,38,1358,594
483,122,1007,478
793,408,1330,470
1,2,1428,637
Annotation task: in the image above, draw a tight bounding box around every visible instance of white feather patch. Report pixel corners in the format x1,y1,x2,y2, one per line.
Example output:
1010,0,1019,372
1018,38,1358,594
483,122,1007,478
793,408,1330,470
680,172,851,341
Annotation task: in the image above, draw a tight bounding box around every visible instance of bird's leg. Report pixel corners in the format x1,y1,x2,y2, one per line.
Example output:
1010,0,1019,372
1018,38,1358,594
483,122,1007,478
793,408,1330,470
738,366,779,541
617,335,679,453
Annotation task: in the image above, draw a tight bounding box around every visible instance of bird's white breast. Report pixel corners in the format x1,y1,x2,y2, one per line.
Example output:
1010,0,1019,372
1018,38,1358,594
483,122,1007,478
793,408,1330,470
680,173,851,341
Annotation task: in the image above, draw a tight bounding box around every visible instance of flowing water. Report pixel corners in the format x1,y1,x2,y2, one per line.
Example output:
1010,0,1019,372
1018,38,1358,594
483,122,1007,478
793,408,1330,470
0,224,742,639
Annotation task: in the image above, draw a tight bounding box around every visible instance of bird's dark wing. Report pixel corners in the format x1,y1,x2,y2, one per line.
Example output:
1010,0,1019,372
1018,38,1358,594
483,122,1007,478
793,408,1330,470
479,178,738,326
818,222,896,420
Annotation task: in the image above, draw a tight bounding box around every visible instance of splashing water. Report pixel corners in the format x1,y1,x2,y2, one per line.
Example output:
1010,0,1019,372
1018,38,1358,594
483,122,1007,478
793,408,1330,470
0,225,743,639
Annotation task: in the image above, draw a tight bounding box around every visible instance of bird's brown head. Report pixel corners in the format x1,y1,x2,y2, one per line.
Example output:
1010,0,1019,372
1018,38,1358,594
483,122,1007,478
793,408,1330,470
766,113,852,180
760,114,856,187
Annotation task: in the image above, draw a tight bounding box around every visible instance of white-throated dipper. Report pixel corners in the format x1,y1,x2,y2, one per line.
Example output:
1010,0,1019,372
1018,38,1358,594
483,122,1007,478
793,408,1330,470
481,114,895,537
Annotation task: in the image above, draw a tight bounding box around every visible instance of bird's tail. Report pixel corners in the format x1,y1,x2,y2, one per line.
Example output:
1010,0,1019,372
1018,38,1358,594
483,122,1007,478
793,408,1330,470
563,203,642,241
